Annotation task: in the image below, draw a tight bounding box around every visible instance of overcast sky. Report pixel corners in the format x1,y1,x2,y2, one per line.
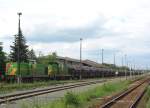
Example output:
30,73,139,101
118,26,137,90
0,0,150,69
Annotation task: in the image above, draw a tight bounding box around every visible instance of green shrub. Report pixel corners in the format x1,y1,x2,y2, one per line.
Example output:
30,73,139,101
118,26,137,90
64,91,80,107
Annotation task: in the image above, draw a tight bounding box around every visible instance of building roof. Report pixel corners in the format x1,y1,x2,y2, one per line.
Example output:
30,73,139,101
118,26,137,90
56,56,80,63
82,59,103,68
56,56,103,68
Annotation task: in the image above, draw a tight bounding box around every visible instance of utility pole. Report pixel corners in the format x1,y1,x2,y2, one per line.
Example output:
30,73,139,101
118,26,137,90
102,49,104,64
134,64,136,79
17,12,22,83
114,53,116,67
39,51,42,57
122,56,124,67
138,65,140,76
130,63,132,79
101,49,104,78
125,54,127,80
80,38,82,80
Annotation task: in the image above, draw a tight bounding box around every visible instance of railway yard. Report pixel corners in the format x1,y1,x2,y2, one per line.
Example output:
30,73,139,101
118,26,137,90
0,77,120,107
0,75,149,108
1,1,150,107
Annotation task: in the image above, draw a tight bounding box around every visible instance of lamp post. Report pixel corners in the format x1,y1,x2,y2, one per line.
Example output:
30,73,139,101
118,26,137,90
102,49,104,64
129,63,132,79
80,38,82,80
101,49,104,78
125,54,127,80
114,53,116,67
134,64,136,79
17,12,22,83
122,56,124,67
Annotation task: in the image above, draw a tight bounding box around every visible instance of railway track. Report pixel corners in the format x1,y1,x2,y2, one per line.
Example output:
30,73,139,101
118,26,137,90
99,77,150,108
0,79,109,104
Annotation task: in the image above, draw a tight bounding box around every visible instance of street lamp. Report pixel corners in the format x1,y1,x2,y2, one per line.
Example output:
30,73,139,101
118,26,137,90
114,53,116,67
122,56,124,67
125,54,127,80
17,12,22,83
80,38,82,80
102,49,104,64
129,63,132,79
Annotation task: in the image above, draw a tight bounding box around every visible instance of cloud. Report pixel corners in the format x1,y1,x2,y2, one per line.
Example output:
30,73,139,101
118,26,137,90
26,17,108,43
1,0,150,68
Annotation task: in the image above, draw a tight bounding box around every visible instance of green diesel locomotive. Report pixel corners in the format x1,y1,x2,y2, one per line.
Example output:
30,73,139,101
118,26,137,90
5,61,71,82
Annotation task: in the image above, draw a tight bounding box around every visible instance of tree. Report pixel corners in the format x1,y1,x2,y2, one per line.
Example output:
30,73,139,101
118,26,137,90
37,52,57,64
0,43,6,63
10,33,28,62
0,43,6,78
28,49,37,60
10,13,28,62
48,52,57,63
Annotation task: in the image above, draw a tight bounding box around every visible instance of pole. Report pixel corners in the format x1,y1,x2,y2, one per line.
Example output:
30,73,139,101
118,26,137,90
80,38,82,80
101,49,104,78
17,12,22,83
122,56,124,67
102,49,104,64
134,64,136,78
125,54,127,80
114,53,116,67
127,59,128,80
130,64,132,79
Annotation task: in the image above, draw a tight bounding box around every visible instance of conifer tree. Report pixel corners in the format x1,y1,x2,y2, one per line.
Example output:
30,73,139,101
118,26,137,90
10,13,28,62
0,42,5,63
28,49,37,60
0,43,6,76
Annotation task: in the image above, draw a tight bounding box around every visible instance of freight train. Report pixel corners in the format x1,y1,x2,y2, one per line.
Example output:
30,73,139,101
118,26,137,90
0,58,142,82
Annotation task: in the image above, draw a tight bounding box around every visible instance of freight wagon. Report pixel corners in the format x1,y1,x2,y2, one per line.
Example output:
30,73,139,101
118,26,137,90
0,60,143,82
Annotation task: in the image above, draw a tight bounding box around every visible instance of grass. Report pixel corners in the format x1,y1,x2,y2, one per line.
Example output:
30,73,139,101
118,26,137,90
20,79,132,108
0,80,84,94
146,86,150,108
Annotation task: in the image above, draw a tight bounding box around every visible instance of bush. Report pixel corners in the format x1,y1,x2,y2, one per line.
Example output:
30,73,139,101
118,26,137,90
64,91,80,107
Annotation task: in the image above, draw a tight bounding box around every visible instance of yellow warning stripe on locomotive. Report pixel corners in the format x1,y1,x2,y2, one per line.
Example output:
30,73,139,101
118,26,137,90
10,68,17,75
